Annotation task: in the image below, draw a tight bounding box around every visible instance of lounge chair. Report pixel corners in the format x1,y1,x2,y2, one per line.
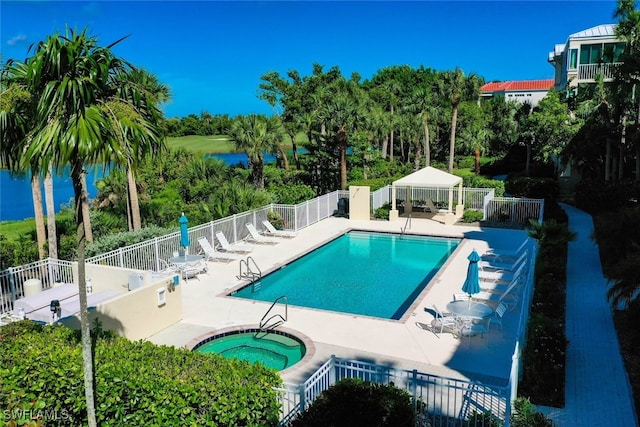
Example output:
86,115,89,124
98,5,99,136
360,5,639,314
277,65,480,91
479,249,528,272
215,231,253,254
245,223,280,245
198,237,240,262
479,257,527,284
482,239,529,263
262,220,297,238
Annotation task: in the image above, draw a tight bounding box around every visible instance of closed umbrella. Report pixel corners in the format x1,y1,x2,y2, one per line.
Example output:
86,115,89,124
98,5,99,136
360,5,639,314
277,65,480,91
179,213,190,253
461,250,481,301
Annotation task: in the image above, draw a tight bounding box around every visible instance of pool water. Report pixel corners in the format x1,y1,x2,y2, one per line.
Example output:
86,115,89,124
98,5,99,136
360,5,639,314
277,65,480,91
195,331,306,371
232,231,459,319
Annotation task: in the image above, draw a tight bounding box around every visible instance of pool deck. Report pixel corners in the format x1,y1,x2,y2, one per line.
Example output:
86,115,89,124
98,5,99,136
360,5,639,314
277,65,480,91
148,216,529,386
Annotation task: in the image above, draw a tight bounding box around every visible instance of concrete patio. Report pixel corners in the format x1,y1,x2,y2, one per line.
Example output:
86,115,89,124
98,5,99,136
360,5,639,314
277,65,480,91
148,216,529,386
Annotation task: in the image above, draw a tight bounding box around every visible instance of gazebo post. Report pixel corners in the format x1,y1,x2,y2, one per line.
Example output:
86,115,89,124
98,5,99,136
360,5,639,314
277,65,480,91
455,181,464,218
389,185,399,221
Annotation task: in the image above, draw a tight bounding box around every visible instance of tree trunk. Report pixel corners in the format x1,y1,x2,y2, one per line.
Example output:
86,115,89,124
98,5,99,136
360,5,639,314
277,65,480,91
44,168,58,260
381,135,388,160
31,174,47,260
81,172,93,242
424,121,430,167
279,146,290,170
448,105,459,173
127,166,142,231
413,139,421,171
71,162,97,427
636,146,640,183
619,121,626,182
290,132,299,170
338,130,348,190
389,105,394,161
475,148,481,175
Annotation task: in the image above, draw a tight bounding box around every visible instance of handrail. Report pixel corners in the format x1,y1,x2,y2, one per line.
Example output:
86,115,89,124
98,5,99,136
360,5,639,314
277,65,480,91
238,256,262,282
401,214,412,235
259,295,288,331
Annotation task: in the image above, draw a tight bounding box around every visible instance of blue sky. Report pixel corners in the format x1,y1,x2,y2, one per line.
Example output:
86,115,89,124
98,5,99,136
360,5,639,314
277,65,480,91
2,1,620,118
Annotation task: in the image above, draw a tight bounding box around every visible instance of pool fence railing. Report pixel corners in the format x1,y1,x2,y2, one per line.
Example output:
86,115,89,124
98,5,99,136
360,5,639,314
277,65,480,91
276,245,537,426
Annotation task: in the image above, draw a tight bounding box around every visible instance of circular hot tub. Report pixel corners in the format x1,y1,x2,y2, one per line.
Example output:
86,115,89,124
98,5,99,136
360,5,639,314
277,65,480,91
190,326,313,372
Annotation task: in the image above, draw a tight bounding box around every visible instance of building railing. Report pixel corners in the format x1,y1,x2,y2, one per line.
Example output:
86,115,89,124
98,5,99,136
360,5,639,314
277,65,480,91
577,62,622,81
277,356,511,426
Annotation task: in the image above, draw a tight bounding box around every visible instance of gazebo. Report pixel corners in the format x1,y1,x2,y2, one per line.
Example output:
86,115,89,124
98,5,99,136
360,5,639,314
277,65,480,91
389,167,463,223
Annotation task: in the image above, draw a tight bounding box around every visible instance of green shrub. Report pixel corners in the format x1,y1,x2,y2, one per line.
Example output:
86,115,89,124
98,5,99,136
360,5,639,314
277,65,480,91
462,210,483,223
86,225,176,257
267,210,285,230
575,180,640,215
268,184,316,204
466,410,504,426
510,397,554,427
505,177,558,199
374,202,391,220
286,378,416,427
0,322,281,426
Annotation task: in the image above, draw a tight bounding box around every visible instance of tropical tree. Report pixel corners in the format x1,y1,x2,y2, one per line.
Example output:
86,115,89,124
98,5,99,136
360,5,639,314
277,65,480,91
458,102,493,174
438,68,482,173
405,85,437,167
44,167,58,259
228,114,285,189
0,29,164,426
614,0,640,181
113,67,169,231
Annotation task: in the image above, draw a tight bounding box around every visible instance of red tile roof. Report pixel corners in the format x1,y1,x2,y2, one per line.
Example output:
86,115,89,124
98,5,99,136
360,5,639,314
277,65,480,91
481,79,554,93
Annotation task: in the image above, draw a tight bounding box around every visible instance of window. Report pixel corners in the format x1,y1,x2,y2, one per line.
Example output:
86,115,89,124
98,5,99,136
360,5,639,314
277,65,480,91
580,44,603,64
568,49,578,70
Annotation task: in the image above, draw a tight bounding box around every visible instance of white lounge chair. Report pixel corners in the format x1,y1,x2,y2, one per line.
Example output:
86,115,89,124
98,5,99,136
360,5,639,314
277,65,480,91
215,231,253,254
198,237,240,262
479,257,527,284
262,220,297,238
482,239,529,263
245,223,280,244
480,249,528,272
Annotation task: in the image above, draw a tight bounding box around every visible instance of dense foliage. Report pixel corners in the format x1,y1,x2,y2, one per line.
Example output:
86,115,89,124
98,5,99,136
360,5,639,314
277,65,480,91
285,378,416,427
519,208,573,406
0,321,282,426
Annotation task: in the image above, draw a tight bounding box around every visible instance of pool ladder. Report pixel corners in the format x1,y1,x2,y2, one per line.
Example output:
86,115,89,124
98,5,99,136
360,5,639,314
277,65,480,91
238,256,262,291
401,214,412,236
259,295,288,333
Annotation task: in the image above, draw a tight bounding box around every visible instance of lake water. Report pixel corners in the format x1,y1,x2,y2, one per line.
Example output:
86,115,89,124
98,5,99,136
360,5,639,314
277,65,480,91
0,151,300,222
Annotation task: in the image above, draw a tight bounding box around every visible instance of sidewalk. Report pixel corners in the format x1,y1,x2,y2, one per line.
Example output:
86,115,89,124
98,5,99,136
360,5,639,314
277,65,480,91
555,203,637,426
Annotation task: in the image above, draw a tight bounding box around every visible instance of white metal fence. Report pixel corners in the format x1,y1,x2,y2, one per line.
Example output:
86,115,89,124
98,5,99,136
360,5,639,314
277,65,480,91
277,356,510,427
0,259,74,314
277,244,538,426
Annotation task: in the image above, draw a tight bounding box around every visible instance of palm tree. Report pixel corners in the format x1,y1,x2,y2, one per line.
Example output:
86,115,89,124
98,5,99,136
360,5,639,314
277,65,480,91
30,173,47,258
115,68,170,231
44,167,58,259
228,114,285,189
1,29,164,426
439,68,482,173
406,86,436,167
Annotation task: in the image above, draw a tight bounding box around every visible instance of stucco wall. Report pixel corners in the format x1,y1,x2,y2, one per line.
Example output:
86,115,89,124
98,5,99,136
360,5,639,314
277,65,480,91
349,186,370,221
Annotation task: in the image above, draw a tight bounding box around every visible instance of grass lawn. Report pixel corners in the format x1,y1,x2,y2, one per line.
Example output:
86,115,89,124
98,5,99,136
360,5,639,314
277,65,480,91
0,218,36,241
166,135,235,154
166,133,309,155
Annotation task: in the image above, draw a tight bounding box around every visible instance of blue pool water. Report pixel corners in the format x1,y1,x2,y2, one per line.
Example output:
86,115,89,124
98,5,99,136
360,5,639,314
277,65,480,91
231,231,459,319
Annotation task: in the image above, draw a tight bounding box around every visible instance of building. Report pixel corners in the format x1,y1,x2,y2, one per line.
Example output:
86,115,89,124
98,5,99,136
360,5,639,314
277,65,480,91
548,24,624,94
480,79,555,107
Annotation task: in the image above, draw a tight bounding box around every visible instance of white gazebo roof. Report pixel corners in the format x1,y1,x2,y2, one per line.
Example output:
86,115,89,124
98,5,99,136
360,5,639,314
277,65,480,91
392,167,462,188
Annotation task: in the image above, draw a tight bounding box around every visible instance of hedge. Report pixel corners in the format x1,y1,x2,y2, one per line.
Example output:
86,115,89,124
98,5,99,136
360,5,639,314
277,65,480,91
0,322,282,426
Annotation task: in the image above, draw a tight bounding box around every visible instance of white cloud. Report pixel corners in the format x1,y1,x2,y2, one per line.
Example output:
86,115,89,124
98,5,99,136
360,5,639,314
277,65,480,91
7,34,27,46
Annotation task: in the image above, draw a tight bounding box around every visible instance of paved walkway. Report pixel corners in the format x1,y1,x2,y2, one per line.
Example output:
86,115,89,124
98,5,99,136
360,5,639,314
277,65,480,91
556,203,637,426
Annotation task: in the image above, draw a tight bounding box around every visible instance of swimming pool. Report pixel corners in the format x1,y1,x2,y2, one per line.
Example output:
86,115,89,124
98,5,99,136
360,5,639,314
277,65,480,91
231,231,459,319
193,328,307,371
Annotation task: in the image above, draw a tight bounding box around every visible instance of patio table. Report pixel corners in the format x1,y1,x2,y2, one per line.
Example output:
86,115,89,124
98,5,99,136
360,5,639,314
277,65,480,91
169,254,206,281
446,300,493,320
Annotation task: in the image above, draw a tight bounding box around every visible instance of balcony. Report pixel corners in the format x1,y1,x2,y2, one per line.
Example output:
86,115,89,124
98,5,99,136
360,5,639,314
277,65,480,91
577,62,623,82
